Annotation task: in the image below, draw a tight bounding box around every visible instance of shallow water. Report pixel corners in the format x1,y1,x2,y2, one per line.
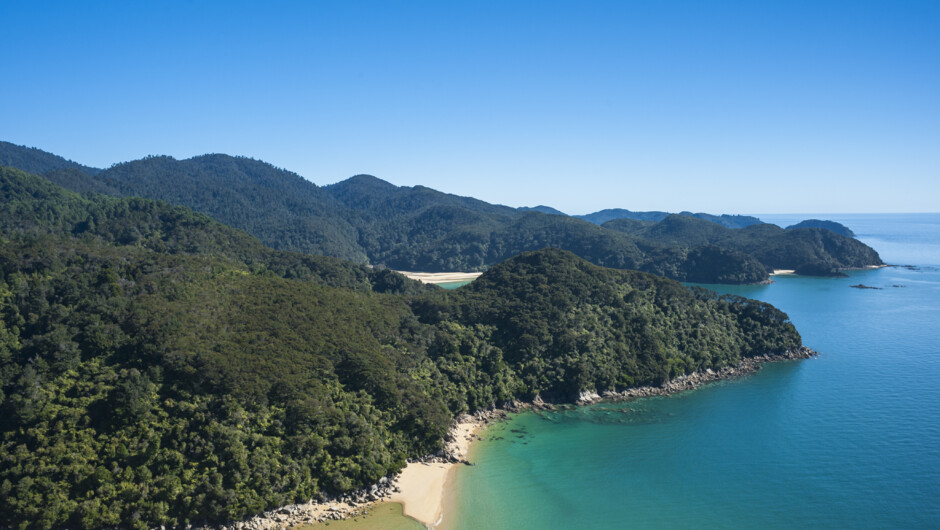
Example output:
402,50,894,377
437,279,475,290
447,214,940,529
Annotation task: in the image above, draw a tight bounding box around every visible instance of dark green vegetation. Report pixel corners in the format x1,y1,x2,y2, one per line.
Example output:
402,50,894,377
0,142,882,283
0,167,430,296
786,219,855,238
1,167,805,529
47,154,367,263
414,249,801,400
604,214,882,275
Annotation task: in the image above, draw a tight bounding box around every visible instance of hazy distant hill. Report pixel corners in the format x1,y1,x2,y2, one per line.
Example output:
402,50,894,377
578,207,763,228
518,205,567,216
786,219,855,237
578,208,667,224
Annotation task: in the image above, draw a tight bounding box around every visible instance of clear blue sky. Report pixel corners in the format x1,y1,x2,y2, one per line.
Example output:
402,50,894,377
2,0,937,214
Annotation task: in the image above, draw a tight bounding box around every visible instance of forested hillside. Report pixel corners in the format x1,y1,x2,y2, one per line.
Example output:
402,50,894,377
61,154,365,262
0,167,428,295
0,167,807,528
604,214,883,274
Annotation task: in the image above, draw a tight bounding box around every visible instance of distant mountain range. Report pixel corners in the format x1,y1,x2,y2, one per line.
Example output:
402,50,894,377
0,141,881,282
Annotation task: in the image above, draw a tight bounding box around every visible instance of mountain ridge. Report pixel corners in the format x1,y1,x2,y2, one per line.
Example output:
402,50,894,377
0,141,883,282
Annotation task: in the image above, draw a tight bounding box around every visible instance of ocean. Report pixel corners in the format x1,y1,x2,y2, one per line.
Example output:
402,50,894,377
445,213,940,529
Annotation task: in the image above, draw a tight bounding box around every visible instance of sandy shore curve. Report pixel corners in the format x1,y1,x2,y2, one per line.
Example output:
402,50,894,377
388,418,483,527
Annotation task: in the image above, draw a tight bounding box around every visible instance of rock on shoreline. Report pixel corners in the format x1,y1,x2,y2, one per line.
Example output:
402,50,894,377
590,347,818,403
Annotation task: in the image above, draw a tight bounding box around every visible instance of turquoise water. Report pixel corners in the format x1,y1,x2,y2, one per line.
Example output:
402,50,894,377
438,280,475,290
448,214,940,529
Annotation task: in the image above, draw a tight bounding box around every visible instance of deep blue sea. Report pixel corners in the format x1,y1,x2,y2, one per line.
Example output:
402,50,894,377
446,214,940,529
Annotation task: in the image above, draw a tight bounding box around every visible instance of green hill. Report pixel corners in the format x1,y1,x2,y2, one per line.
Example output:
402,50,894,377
604,214,883,274
81,154,365,262
786,219,855,237
415,248,801,400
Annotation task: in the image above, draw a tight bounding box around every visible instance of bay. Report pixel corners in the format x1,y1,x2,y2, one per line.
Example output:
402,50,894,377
447,214,940,529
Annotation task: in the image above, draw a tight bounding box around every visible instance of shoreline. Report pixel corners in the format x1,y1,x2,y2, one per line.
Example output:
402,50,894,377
221,347,816,529
386,410,504,527
581,347,818,403
771,264,886,277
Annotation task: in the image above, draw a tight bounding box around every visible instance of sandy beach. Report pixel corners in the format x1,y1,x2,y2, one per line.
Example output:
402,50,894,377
388,417,483,527
228,415,493,529
771,269,796,275
396,271,483,284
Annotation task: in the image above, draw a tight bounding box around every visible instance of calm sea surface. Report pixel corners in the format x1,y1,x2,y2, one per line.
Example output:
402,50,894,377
446,214,940,529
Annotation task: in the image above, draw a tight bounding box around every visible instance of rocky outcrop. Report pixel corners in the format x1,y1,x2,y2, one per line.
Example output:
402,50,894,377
577,390,601,404
597,347,818,402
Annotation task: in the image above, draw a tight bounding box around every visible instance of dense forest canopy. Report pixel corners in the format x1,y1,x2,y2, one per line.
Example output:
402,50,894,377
0,142,883,283
1,166,807,529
